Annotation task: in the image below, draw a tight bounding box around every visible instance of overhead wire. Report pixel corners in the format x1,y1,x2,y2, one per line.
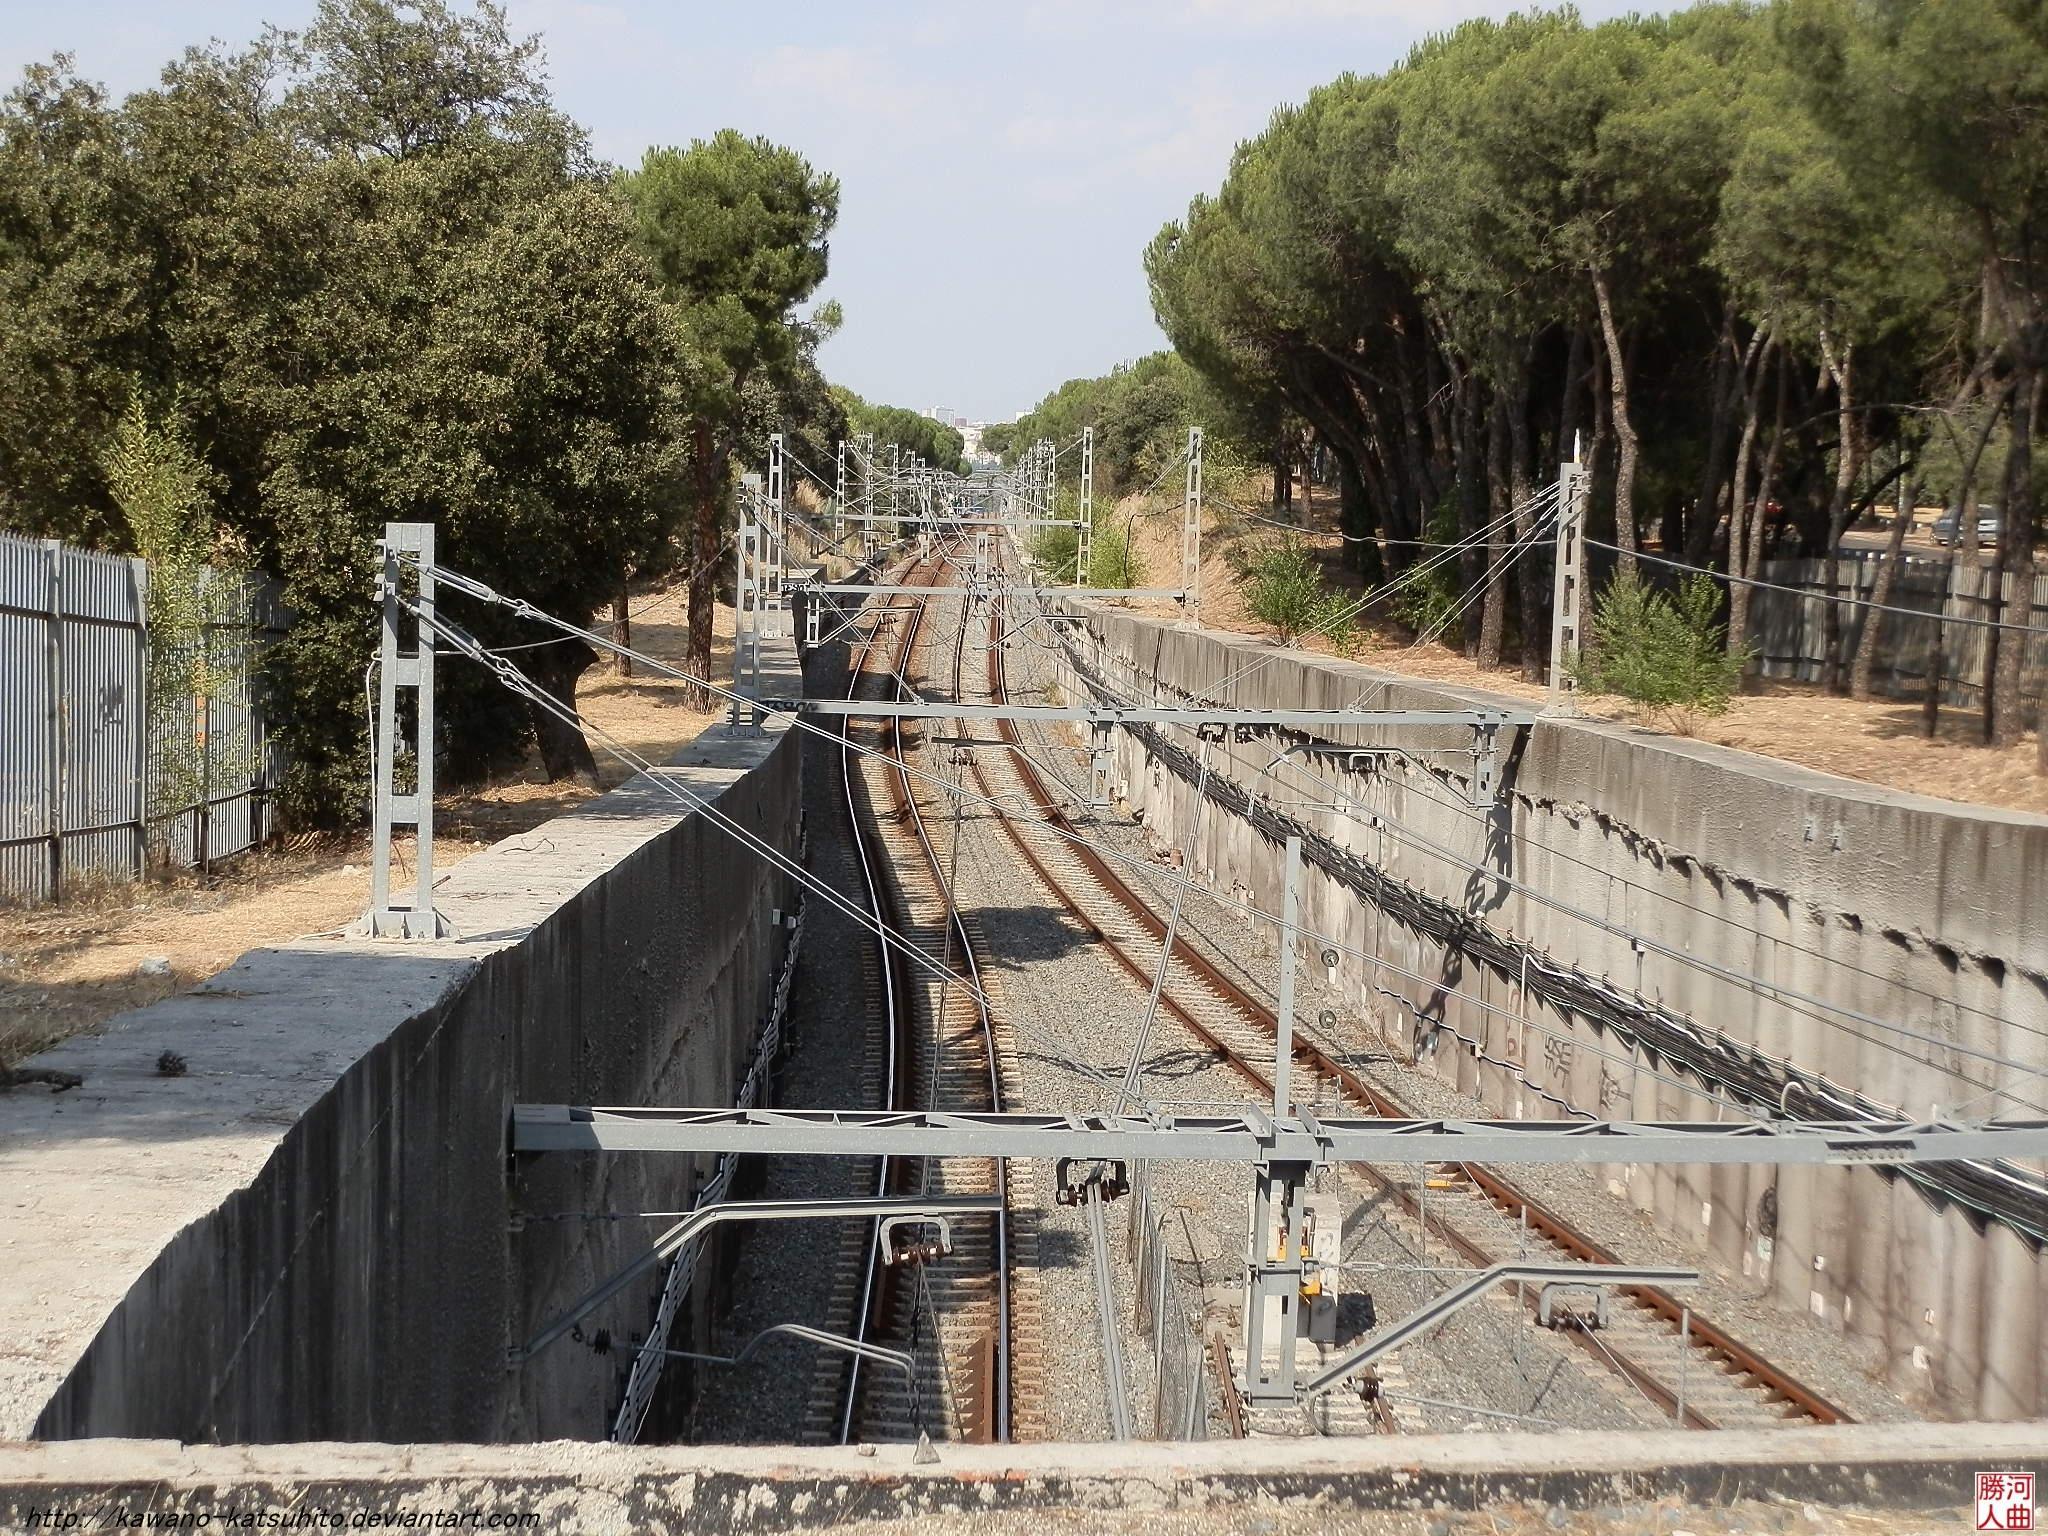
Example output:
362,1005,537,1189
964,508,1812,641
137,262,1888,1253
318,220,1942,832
404,542,1667,1110
1256,678,2048,1050
1101,466,2046,1044
1084,634,2048,1095
987,618,1779,1122
396,546,2048,1135
405,583,1140,1110
472,538,2022,1109
1189,491,1552,708
1012,576,2048,1108
1151,498,2048,1069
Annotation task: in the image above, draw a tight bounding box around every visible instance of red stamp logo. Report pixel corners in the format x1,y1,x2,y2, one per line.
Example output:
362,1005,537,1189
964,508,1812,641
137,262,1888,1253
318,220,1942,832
1979,1471,2036,1531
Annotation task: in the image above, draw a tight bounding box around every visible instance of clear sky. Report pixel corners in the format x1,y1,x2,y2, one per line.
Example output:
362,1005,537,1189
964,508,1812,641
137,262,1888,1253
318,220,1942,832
2,0,1646,422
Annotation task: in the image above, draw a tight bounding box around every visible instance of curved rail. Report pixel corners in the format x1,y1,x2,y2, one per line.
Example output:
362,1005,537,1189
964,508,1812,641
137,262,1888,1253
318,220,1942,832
834,560,913,1443
884,553,1011,1443
832,548,1015,1444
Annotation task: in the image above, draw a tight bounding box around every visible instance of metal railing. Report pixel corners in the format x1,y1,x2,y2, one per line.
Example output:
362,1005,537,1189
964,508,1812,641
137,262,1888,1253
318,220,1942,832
609,898,806,1443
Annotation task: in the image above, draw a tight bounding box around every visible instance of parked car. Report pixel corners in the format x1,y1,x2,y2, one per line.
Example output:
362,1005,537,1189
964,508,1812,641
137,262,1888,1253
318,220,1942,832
1932,505,2001,546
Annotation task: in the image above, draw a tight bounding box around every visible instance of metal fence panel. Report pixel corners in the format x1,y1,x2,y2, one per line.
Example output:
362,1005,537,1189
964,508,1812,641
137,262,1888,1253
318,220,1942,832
0,539,59,900
58,544,148,886
0,531,284,904
1750,552,2048,716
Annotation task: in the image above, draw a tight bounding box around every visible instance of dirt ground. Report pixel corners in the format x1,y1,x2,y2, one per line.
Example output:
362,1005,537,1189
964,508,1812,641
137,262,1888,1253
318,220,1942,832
0,586,735,1072
1119,495,2048,818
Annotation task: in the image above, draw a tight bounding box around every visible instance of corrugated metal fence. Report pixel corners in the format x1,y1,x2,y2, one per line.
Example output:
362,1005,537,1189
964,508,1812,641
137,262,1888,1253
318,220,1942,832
1748,551,2048,713
0,532,285,904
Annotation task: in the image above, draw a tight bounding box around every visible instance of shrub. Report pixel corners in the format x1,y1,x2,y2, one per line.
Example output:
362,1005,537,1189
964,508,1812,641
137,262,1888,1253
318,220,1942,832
1389,498,1463,641
1236,540,1356,649
104,396,259,862
1029,524,1080,580
1030,507,1141,588
1572,569,1747,731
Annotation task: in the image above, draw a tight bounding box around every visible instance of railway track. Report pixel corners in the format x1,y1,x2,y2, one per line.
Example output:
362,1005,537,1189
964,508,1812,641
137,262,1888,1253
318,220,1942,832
803,552,1040,1446
958,557,1847,1436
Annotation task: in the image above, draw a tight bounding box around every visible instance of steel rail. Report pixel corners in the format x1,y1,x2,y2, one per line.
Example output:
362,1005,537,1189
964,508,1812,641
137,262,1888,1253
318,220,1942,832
833,558,912,1445
834,547,1013,1444
887,551,1012,1443
975,572,1850,1432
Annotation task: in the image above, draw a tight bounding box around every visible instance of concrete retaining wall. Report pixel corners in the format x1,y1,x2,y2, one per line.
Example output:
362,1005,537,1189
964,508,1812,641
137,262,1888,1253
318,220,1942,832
0,638,803,1444
1056,604,2048,1419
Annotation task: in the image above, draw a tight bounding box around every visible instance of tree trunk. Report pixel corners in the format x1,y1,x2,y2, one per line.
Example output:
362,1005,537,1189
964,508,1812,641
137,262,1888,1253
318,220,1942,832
1926,375,2012,736
1330,444,1384,587
1452,368,1486,656
1479,388,1508,668
1591,267,1639,574
1395,348,1437,534
1687,305,1741,566
1506,351,1541,680
613,576,632,677
1725,328,1771,631
1588,342,1613,547
1988,363,2038,748
1818,332,1859,694
1730,346,1787,669
1559,325,1590,464
1926,539,1965,741
519,638,601,787
686,425,721,712
1850,466,1916,700
1273,443,1293,516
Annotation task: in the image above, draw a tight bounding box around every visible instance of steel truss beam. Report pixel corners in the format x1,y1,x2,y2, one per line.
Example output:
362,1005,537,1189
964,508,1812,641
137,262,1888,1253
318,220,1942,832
512,1105,2048,1169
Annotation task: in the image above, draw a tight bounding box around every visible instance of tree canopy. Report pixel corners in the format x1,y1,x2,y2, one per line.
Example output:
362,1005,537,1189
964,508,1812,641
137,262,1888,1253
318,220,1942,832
619,130,839,706
999,352,1221,501
834,390,967,476
0,1,854,813
1146,0,2043,746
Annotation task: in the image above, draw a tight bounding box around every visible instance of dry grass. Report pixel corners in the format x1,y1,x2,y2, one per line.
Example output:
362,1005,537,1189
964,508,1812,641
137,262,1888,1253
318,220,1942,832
0,583,736,1071
1113,490,2048,817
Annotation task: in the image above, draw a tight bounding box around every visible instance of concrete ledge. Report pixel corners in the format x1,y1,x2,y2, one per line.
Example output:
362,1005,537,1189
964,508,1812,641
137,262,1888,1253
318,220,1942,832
2,1424,2043,1530
0,638,805,1444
